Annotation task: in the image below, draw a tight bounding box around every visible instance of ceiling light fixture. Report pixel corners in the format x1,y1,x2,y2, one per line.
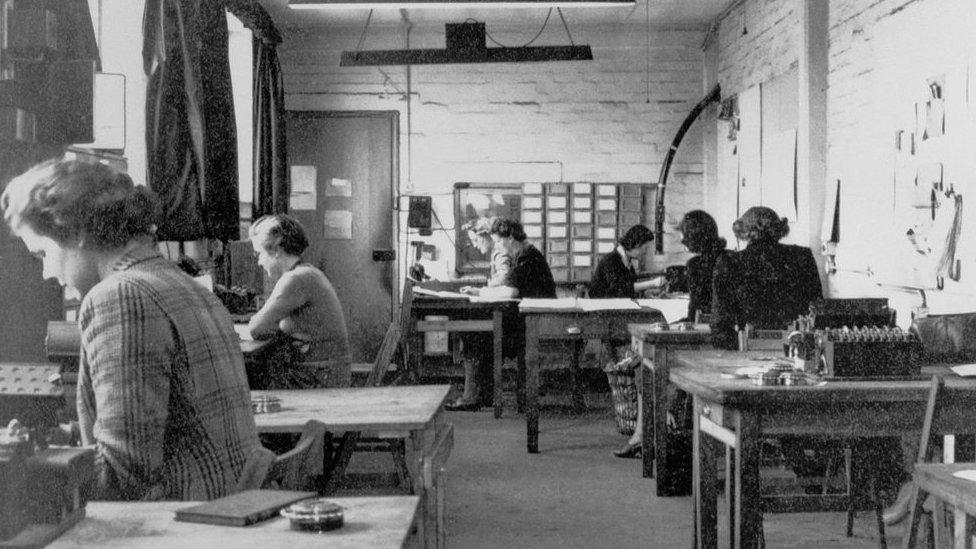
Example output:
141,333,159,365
341,19,592,66
291,0,632,9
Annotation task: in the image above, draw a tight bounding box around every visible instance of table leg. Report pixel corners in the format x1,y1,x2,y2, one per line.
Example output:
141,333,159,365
954,508,974,549
652,346,669,489
526,317,540,454
493,309,504,419
693,396,718,549
732,411,762,549
410,425,439,549
409,316,423,383
569,339,585,413
640,359,654,479
516,353,526,414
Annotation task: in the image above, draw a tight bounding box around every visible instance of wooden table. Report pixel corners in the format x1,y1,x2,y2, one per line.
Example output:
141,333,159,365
48,497,421,548
520,302,665,453
252,385,452,549
670,349,976,549
912,463,976,549
410,295,518,418
628,324,711,491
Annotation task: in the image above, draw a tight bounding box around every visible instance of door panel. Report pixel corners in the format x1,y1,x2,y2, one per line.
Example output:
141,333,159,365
286,111,397,362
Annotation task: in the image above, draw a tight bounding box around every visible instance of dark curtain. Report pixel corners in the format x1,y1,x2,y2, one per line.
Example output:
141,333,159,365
143,0,240,242
251,35,289,217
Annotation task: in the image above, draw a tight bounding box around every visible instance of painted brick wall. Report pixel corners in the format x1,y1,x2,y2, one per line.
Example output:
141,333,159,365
707,0,976,319
280,22,706,276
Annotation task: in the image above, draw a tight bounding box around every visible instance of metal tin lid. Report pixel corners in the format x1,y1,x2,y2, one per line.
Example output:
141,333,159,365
281,498,344,520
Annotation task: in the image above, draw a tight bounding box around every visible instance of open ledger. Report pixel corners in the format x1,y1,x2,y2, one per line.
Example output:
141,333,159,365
412,287,517,303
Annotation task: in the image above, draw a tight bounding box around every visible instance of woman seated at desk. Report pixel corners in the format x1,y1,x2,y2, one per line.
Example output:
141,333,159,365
1,158,261,500
711,206,822,349
445,218,512,410
445,218,556,411
678,210,730,323
248,214,351,389
589,225,656,457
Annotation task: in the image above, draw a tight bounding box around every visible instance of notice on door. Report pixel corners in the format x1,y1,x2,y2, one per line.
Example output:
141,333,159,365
289,165,317,210
323,210,353,239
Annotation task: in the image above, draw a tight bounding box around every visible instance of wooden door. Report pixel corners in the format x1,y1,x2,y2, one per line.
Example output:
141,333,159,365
286,111,398,363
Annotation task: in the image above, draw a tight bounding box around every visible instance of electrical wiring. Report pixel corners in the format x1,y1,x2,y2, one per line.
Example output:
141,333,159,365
466,11,553,49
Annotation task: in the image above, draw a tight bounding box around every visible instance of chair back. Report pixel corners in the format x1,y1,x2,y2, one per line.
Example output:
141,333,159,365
266,419,328,492
366,323,402,387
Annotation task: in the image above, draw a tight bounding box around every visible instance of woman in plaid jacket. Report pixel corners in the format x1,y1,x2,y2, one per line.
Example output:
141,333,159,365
1,158,261,501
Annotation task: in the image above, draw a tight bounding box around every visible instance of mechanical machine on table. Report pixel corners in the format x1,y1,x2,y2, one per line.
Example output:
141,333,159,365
791,298,924,378
0,361,93,548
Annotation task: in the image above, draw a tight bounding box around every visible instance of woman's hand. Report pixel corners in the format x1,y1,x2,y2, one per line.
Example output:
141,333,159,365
460,286,481,296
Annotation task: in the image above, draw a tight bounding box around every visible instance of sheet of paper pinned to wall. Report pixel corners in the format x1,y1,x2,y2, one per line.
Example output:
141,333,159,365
323,210,352,239
289,165,317,210
325,177,352,197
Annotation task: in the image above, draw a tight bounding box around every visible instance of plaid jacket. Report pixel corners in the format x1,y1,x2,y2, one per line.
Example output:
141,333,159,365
78,247,260,500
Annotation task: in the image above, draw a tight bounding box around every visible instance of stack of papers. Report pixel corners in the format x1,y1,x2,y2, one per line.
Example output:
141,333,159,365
412,287,468,299
576,299,640,311
519,298,579,310
636,297,690,324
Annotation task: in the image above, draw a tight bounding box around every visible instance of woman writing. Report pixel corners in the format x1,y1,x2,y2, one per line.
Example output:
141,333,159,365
678,210,730,322
248,214,352,389
1,158,260,500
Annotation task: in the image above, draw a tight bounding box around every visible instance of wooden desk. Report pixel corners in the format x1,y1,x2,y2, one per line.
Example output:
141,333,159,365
912,463,976,549
49,497,421,548
410,296,518,418
628,324,711,492
670,349,976,549
520,303,665,453
252,385,452,549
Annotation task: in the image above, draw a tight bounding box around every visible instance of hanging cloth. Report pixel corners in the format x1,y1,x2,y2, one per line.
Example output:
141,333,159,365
143,0,240,242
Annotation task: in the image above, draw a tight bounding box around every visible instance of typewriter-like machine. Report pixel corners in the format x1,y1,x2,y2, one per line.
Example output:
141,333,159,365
789,298,924,378
0,322,94,548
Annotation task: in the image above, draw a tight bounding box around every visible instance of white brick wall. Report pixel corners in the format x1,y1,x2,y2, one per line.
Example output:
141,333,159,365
280,23,706,276
707,0,976,318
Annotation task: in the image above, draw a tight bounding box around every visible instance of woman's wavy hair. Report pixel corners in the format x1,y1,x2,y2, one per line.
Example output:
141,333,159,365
618,224,654,251
732,206,790,243
490,217,527,242
1,158,160,249
677,210,726,254
249,214,310,256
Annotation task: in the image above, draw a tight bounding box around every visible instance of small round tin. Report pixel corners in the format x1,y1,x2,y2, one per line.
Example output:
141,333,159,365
281,498,344,532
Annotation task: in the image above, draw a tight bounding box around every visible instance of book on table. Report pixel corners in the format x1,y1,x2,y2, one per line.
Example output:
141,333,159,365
174,489,317,527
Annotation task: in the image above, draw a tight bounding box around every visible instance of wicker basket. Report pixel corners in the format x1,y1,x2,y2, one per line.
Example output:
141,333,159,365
603,352,640,436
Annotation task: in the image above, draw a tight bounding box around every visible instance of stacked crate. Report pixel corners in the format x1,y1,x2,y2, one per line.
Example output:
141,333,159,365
617,184,644,233
544,183,570,283
570,183,594,282
521,183,545,252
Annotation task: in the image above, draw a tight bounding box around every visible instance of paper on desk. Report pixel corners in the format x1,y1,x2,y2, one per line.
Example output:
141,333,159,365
412,287,468,299
233,324,253,341
636,298,690,324
950,364,976,377
952,470,976,482
577,298,641,311
519,298,578,310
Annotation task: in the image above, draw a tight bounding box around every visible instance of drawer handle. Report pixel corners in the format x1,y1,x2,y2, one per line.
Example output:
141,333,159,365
566,325,581,335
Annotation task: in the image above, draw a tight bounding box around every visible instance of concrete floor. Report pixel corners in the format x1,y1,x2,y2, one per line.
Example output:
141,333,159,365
342,377,904,548
439,394,902,549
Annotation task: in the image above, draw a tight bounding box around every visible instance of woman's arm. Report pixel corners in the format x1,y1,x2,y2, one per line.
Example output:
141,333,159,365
78,281,174,500
248,273,307,340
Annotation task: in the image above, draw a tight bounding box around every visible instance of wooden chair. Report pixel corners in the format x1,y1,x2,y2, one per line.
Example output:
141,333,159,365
323,321,413,494
236,420,329,493
903,376,946,549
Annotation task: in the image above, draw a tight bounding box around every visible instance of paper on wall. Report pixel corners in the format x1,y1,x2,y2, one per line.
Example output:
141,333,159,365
289,165,317,210
325,177,352,197
323,210,352,239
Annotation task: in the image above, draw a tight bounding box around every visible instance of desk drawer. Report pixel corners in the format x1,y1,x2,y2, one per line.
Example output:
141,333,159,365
533,315,611,338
